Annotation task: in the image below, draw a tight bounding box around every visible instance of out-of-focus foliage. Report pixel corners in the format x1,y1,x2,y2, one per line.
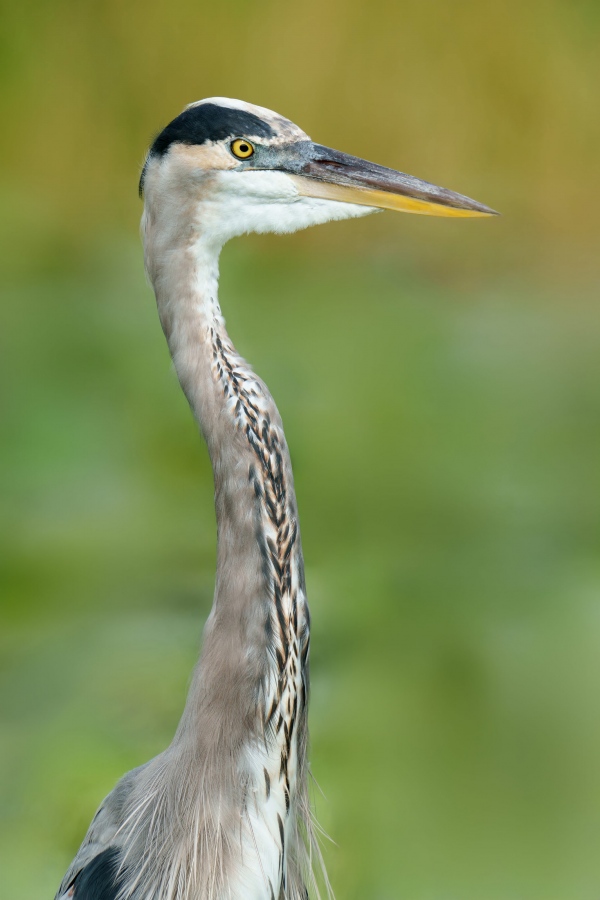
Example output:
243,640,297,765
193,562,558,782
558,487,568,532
1,1,599,898
2,0,600,260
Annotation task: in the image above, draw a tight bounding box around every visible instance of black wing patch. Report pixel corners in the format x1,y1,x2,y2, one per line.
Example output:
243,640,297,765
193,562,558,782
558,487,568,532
70,847,124,900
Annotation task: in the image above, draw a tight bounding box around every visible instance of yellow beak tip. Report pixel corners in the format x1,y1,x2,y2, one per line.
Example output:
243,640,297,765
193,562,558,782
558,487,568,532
291,175,497,219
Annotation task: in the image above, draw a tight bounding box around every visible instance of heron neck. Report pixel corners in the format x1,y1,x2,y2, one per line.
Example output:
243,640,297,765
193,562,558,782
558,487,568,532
147,229,308,742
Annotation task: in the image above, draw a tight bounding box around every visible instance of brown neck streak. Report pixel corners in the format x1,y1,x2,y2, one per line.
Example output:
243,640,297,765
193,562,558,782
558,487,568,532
144,206,309,801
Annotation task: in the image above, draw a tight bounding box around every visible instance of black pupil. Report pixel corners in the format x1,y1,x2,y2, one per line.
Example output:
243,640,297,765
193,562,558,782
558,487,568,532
239,143,249,153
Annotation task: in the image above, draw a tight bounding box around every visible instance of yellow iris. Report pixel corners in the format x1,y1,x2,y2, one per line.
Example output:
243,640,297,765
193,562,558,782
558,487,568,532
231,139,255,159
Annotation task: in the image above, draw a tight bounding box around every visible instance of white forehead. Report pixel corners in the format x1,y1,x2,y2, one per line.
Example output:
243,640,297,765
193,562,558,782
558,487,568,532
186,97,310,143
188,96,291,120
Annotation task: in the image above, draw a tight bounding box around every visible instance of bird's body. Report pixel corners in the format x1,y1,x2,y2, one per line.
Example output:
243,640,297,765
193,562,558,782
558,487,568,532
55,98,495,900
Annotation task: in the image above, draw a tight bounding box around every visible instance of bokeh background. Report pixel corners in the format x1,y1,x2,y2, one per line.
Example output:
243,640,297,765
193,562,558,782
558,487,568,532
2,1,600,897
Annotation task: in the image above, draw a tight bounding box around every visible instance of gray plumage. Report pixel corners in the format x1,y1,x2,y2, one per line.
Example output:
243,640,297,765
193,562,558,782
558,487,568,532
55,98,495,900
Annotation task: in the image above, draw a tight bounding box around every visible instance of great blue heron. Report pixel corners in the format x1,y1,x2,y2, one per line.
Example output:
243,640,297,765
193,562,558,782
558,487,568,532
55,98,495,900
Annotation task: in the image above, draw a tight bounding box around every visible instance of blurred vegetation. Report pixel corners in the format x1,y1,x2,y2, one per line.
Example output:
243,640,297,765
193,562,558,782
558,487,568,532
1,0,600,898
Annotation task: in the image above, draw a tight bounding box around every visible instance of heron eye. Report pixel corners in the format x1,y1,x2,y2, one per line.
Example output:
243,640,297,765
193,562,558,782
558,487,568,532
231,139,255,159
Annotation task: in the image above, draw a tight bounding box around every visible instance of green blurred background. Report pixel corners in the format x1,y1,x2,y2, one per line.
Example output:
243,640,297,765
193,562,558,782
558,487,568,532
2,1,600,897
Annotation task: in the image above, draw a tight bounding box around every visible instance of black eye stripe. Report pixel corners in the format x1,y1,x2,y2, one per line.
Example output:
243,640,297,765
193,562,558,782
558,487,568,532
140,104,275,194
150,105,274,157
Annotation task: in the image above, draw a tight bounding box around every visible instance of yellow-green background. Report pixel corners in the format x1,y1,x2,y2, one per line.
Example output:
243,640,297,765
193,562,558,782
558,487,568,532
2,1,600,897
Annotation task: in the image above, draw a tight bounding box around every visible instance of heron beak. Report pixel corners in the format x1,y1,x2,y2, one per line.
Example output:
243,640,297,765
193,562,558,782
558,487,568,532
281,142,498,218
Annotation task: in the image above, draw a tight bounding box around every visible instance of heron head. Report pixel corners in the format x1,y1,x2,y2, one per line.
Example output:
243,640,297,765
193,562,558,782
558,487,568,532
140,98,497,247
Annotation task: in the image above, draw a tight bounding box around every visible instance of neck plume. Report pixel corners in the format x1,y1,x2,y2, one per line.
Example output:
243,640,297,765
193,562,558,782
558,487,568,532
131,206,326,900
